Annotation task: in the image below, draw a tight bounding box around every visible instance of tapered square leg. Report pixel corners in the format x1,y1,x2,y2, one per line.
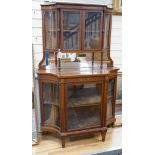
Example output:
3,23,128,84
42,131,48,136
111,122,115,128
61,136,66,148
101,131,106,142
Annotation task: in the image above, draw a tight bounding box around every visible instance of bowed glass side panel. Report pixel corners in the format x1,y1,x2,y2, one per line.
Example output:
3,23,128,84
67,83,102,130
84,11,101,49
63,11,80,50
107,79,114,119
44,11,57,49
103,14,111,49
42,82,60,127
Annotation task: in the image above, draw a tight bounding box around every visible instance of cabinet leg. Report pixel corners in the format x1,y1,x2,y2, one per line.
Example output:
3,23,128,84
42,131,48,136
111,122,115,128
61,137,66,148
101,131,106,142
107,122,115,128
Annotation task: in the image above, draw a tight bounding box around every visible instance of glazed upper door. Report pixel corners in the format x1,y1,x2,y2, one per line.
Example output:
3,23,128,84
62,10,81,51
103,13,112,49
43,10,57,50
83,11,102,50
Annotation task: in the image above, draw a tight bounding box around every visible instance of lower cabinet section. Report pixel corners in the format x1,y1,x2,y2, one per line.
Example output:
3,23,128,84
39,72,118,147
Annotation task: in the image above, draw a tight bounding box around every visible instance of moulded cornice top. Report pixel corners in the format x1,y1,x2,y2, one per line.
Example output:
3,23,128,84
41,1,111,9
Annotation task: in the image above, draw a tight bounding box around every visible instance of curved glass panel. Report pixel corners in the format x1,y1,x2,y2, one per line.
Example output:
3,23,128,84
42,82,60,127
107,79,114,119
44,11,57,49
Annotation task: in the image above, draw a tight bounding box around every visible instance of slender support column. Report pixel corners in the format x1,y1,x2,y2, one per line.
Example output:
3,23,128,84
92,52,94,66
58,58,61,71
100,52,103,69
55,52,57,66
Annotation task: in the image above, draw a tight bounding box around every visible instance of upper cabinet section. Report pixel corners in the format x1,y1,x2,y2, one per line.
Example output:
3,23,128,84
41,3,112,52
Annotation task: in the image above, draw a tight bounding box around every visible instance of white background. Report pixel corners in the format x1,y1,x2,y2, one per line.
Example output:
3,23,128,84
0,0,155,155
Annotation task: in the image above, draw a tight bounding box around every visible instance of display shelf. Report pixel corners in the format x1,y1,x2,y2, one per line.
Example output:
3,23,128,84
68,92,100,107
85,31,100,32
47,30,57,32
43,101,59,106
68,102,100,108
107,96,113,100
63,30,79,31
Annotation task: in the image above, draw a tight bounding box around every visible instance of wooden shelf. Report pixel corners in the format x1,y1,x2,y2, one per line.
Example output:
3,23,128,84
85,31,100,32
47,30,57,32
68,102,99,108
44,101,99,108
68,94,100,108
43,102,59,107
108,96,113,100
63,30,79,32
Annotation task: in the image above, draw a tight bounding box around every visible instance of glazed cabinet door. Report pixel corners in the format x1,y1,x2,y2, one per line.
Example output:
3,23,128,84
61,10,81,50
41,82,60,128
103,13,112,49
83,11,102,50
43,10,57,50
66,83,102,130
106,78,116,121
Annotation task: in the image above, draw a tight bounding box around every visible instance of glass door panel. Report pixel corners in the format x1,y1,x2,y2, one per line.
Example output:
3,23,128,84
67,83,102,130
103,14,111,49
84,11,101,49
44,11,57,49
107,79,114,119
42,82,60,127
63,11,80,49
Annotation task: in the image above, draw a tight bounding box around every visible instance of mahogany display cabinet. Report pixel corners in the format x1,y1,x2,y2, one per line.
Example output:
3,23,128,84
38,2,119,148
